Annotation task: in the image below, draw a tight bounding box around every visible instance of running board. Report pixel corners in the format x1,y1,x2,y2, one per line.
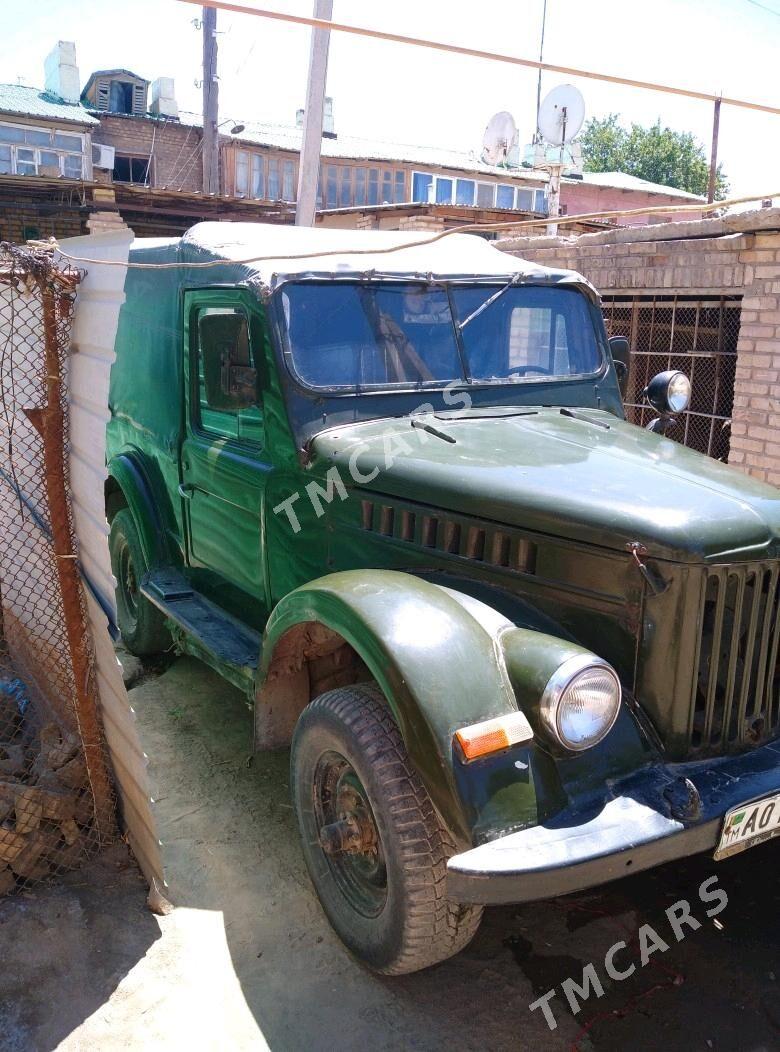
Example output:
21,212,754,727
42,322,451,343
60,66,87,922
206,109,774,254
140,568,260,695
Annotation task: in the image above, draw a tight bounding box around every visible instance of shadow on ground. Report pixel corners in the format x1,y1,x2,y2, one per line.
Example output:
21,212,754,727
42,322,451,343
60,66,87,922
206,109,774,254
0,845,158,1052
132,658,780,1052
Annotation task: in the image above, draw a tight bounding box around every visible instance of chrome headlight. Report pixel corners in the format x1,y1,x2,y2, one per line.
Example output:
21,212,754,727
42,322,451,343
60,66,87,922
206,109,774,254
646,370,691,414
540,655,621,751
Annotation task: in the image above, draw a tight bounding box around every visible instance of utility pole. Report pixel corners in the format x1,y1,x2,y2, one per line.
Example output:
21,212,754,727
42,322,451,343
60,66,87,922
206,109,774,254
202,5,220,195
295,0,333,226
707,97,721,204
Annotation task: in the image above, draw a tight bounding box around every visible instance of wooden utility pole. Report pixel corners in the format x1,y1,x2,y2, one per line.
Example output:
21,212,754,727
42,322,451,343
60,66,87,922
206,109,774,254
202,5,220,195
707,97,722,204
295,0,333,226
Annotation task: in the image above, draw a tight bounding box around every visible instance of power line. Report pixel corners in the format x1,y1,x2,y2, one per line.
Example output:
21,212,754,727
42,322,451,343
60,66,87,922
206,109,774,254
746,0,780,17
177,0,780,117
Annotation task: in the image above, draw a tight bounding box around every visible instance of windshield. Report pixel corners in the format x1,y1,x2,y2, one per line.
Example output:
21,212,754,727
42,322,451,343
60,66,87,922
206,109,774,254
280,281,602,391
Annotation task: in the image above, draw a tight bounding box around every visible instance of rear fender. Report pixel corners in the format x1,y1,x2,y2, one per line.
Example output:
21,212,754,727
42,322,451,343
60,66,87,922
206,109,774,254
106,452,171,568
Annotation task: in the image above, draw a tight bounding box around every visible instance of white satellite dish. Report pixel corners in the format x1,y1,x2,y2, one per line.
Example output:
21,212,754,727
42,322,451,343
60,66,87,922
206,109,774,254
537,84,585,147
481,111,518,166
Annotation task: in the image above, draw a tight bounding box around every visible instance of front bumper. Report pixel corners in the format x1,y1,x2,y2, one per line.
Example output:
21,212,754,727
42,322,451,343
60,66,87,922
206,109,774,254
447,738,780,905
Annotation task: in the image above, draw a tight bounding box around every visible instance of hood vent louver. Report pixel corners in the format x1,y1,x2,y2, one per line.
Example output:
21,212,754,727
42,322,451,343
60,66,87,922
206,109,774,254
361,500,536,576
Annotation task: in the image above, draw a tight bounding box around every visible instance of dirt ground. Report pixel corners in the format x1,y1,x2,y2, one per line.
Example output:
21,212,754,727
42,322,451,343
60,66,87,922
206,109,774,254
1,655,778,1051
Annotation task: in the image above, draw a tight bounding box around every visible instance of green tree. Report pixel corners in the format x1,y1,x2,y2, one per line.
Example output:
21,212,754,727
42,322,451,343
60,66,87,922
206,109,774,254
579,114,729,200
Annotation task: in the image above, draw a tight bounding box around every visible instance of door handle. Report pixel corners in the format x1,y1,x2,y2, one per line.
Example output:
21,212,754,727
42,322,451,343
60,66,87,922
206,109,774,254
178,483,195,500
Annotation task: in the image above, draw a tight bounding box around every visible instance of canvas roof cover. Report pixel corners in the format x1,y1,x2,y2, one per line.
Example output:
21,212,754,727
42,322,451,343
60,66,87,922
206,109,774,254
177,222,597,299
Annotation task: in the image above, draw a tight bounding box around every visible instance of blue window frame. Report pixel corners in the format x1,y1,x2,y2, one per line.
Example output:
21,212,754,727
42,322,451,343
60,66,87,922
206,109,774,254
412,172,432,203
435,177,453,204
455,179,475,205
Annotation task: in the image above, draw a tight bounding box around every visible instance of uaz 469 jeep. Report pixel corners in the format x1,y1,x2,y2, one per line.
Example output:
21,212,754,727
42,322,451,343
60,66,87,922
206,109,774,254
106,223,780,974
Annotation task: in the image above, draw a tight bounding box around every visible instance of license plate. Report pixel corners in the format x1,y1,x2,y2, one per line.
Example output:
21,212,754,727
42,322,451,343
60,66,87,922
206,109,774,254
715,792,780,861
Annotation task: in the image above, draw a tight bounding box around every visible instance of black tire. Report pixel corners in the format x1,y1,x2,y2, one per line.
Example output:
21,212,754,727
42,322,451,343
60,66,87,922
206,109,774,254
108,508,171,657
291,684,483,974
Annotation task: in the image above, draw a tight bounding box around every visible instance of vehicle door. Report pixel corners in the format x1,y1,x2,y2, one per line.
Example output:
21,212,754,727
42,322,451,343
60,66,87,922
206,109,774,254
180,288,271,624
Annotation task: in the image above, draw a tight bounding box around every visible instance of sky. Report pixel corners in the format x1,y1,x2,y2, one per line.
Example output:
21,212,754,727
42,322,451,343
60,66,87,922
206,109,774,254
2,0,779,199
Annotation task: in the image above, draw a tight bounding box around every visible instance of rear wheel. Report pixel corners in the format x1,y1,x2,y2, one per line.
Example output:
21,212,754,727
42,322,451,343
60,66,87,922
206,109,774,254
291,683,483,974
109,508,171,656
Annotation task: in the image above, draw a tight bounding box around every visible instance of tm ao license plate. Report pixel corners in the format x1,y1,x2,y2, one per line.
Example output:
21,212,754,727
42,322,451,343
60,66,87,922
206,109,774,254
715,792,780,861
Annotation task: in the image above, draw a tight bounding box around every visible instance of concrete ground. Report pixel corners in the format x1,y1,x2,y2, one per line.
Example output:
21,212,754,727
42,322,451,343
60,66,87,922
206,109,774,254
1,655,779,1051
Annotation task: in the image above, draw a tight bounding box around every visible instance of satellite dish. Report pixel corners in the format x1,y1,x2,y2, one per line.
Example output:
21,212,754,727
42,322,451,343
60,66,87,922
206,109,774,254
481,111,518,166
537,84,585,147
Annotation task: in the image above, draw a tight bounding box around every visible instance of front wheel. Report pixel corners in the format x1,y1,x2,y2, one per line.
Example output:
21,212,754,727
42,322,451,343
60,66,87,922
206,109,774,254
291,684,482,974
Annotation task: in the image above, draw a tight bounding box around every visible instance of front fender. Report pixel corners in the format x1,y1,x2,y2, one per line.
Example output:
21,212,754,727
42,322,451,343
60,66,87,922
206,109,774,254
259,569,609,848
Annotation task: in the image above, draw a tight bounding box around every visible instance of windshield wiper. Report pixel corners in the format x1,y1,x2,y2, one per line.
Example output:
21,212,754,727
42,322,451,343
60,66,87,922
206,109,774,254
559,407,611,430
410,418,456,444
456,275,521,333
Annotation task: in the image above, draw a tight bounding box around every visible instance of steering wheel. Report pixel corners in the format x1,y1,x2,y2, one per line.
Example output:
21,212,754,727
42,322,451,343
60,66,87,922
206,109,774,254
505,365,553,378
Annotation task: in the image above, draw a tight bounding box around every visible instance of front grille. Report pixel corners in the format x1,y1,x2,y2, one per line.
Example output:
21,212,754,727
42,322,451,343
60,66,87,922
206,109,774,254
690,563,780,753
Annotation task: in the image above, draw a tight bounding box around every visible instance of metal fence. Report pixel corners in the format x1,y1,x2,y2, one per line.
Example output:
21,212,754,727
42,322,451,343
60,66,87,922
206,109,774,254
602,294,742,461
0,242,115,894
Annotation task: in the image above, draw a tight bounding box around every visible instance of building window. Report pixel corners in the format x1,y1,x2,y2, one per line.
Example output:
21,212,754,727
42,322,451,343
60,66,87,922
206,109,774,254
235,150,249,195
516,188,534,211
109,81,134,114
476,182,495,207
325,164,338,207
355,167,367,206
367,168,379,205
496,184,514,209
455,179,475,206
113,155,150,185
533,189,547,214
282,159,296,201
394,170,406,203
268,158,280,199
381,169,393,204
338,166,351,207
435,177,453,204
251,153,265,198
0,122,84,179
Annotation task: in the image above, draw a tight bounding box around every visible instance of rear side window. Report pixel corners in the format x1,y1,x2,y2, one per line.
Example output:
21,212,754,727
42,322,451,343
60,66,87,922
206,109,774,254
191,306,263,444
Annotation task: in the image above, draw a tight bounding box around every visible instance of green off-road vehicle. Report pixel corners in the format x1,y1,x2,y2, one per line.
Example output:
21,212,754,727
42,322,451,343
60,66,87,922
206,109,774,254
106,222,780,974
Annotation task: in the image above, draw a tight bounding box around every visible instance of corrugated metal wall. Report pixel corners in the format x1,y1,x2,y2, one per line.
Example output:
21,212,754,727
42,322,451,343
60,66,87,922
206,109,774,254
59,231,165,894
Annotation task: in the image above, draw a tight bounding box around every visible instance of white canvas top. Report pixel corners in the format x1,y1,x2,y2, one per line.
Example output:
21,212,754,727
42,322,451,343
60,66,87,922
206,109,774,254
180,221,594,296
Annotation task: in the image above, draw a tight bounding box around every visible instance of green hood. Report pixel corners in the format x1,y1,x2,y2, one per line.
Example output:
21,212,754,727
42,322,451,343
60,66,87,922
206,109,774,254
313,408,780,564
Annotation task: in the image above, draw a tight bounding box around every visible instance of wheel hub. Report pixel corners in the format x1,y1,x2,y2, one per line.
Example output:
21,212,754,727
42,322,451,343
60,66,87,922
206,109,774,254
313,751,387,917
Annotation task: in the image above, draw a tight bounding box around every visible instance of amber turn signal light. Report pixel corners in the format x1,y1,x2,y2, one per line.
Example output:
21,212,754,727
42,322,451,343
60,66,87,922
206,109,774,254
455,711,533,761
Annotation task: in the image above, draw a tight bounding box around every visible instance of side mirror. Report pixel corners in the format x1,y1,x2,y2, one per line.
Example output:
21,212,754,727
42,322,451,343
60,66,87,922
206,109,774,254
200,313,258,411
608,335,630,398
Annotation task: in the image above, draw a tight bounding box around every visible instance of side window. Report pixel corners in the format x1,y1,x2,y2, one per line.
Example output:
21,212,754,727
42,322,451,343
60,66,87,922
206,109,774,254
192,306,263,445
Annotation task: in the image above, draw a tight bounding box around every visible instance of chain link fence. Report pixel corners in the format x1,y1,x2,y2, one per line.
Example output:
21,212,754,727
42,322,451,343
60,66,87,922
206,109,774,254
602,294,742,462
0,242,115,895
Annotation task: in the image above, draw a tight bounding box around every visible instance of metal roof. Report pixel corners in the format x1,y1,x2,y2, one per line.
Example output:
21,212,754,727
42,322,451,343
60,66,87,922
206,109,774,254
230,119,547,184
0,83,98,126
225,119,704,201
578,170,705,201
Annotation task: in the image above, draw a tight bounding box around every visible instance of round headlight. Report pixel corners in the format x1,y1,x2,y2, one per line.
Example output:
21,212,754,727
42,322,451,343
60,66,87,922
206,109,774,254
540,655,621,751
646,370,691,414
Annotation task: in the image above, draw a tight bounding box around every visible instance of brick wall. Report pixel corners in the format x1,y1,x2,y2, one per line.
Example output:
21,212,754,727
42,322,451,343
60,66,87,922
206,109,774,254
498,211,780,486
92,115,203,192
0,192,86,244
